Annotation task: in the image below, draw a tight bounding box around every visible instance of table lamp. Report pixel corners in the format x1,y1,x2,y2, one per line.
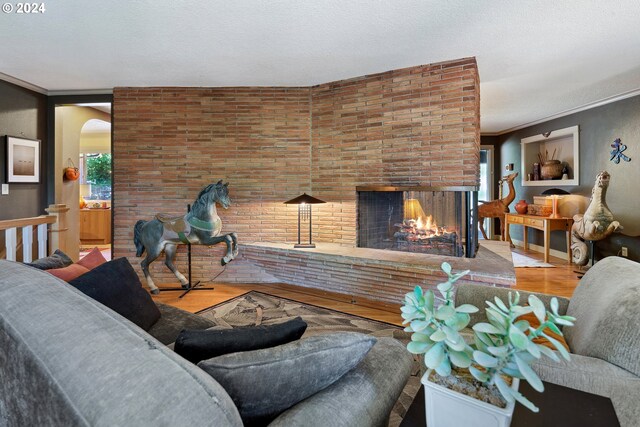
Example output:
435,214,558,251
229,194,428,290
284,193,326,248
541,188,570,219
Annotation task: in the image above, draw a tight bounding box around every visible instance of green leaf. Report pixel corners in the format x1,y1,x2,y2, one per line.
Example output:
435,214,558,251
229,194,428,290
410,320,430,332
445,312,470,331
435,357,452,377
444,336,466,352
411,332,432,343
541,333,571,361
437,281,453,295
435,304,456,321
536,344,560,362
514,319,530,332
550,297,560,315
400,305,417,314
487,345,509,357
469,365,489,382
511,305,534,317
441,262,452,275
424,291,435,312
407,341,431,354
486,301,508,315
515,354,544,392
494,296,509,312
449,350,472,368
430,329,447,342
473,350,499,368
545,321,562,335
485,308,508,329
456,304,479,314
449,270,470,283
473,322,504,335
526,340,541,358
554,317,574,326
509,325,530,350
528,295,547,323
414,285,424,301
494,375,515,403
424,342,446,369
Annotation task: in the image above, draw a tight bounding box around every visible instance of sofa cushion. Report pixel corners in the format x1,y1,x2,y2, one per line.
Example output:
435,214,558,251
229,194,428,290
26,249,73,270
68,258,161,331
76,247,108,270
148,302,217,345
47,263,90,281
564,257,640,377
198,332,376,425
175,316,307,363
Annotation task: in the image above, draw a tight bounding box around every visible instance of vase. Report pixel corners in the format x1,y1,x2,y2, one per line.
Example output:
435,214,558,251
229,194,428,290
541,160,563,180
423,376,519,427
515,200,528,215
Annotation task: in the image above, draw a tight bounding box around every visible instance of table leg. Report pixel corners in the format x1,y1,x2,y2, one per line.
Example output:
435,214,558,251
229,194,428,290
523,226,529,250
566,230,572,263
544,223,550,263
505,220,511,246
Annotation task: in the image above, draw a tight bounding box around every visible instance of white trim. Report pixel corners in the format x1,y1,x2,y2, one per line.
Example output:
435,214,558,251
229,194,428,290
510,238,569,261
0,72,47,94
48,88,114,96
486,87,640,135
521,125,579,187
479,145,494,238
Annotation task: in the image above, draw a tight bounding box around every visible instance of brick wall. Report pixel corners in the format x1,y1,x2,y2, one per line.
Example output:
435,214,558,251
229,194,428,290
113,58,480,283
311,57,480,244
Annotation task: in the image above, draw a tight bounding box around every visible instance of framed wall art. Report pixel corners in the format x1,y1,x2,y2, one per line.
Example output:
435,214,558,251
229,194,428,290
6,136,40,183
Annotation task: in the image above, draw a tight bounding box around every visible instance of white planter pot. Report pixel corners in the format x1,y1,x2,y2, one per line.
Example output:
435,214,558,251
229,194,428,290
422,376,519,427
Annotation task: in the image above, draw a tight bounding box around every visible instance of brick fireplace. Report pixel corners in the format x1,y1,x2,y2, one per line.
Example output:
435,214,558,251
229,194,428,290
113,57,480,283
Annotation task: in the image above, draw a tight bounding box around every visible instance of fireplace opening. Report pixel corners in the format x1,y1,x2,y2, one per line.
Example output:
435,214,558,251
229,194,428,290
357,186,478,257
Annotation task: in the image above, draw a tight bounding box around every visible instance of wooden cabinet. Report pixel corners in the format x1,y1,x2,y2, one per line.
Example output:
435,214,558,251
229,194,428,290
80,209,112,244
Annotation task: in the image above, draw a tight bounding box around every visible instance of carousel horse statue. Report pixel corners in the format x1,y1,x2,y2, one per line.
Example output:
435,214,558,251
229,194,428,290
133,180,238,294
571,171,622,266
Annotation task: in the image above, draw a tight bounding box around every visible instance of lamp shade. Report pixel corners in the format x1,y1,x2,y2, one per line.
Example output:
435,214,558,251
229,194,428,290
541,188,570,195
284,193,326,204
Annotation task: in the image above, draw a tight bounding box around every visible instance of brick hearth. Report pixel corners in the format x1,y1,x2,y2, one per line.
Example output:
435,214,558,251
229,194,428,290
113,57,480,284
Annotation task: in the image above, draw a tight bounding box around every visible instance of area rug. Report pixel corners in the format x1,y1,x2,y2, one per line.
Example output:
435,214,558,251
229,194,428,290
512,251,555,268
197,291,421,427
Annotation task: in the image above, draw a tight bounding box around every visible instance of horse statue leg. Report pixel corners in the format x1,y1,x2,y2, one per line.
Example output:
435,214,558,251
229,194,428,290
478,215,489,240
163,243,190,289
230,232,239,257
140,244,163,295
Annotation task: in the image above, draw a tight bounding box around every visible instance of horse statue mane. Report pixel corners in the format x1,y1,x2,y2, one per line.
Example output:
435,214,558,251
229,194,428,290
571,171,622,265
133,180,238,294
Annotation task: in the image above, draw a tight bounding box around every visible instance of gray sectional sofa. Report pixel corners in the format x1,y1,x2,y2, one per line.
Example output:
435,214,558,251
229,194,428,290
455,256,640,427
0,260,412,426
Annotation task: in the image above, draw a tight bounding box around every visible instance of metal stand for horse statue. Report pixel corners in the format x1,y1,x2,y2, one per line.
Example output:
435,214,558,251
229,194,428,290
133,181,239,295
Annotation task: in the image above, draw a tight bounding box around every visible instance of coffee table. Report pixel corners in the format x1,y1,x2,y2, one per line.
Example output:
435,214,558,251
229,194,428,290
400,381,619,427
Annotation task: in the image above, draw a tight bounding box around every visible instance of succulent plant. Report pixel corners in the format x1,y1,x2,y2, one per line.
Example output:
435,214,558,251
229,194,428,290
401,262,576,412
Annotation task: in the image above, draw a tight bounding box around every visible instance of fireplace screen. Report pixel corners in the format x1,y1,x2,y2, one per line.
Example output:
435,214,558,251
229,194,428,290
357,187,477,257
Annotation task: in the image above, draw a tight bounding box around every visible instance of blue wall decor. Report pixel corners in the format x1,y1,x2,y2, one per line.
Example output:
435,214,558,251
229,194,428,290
610,138,631,163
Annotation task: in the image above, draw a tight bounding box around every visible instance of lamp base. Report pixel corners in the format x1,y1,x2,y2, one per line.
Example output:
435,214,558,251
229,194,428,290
294,243,316,248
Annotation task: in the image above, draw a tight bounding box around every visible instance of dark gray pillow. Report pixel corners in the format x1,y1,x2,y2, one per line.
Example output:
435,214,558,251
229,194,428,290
26,249,73,270
198,332,376,425
175,317,307,363
68,257,161,331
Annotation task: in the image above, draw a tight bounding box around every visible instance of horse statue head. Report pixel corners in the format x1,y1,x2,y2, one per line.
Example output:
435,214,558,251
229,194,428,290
197,180,231,209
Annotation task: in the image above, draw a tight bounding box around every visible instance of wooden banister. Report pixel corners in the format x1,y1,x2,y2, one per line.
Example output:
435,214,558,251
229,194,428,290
1,215,57,262
0,215,56,231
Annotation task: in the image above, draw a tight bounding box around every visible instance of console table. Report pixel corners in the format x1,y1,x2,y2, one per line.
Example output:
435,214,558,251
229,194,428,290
504,213,573,263
400,381,619,427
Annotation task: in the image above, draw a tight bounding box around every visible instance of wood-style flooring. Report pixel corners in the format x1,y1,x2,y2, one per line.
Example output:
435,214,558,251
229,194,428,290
153,246,581,326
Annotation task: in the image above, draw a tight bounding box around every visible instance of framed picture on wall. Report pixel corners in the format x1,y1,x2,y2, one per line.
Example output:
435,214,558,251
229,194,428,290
6,136,40,183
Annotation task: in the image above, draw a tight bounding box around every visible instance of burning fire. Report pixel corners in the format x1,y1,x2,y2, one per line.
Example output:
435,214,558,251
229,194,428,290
411,215,448,237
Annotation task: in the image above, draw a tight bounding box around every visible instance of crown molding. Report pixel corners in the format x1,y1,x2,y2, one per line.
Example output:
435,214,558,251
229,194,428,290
48,88,114,96
0,72,47,94
484,87,640,136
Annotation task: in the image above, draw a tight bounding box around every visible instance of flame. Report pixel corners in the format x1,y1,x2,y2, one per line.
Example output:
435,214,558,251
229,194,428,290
416,215,439,234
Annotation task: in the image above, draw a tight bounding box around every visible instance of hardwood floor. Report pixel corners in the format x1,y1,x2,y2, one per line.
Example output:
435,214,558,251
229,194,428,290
153,247,582,325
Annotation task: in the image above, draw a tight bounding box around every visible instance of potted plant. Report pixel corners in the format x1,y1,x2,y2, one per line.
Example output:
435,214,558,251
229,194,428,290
401,262,575,427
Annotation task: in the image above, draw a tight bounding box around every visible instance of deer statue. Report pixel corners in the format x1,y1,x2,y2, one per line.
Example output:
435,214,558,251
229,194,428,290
478,172,519,244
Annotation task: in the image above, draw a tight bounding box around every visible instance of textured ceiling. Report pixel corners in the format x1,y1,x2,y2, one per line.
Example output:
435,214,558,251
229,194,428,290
1,1,640,133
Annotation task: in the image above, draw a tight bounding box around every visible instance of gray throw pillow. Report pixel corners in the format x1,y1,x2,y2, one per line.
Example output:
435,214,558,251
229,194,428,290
197,332,376,425
26,249,73,270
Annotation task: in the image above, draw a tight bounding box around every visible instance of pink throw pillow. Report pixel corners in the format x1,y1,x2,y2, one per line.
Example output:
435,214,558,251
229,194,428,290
77,247,108,270
47,264,90,282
